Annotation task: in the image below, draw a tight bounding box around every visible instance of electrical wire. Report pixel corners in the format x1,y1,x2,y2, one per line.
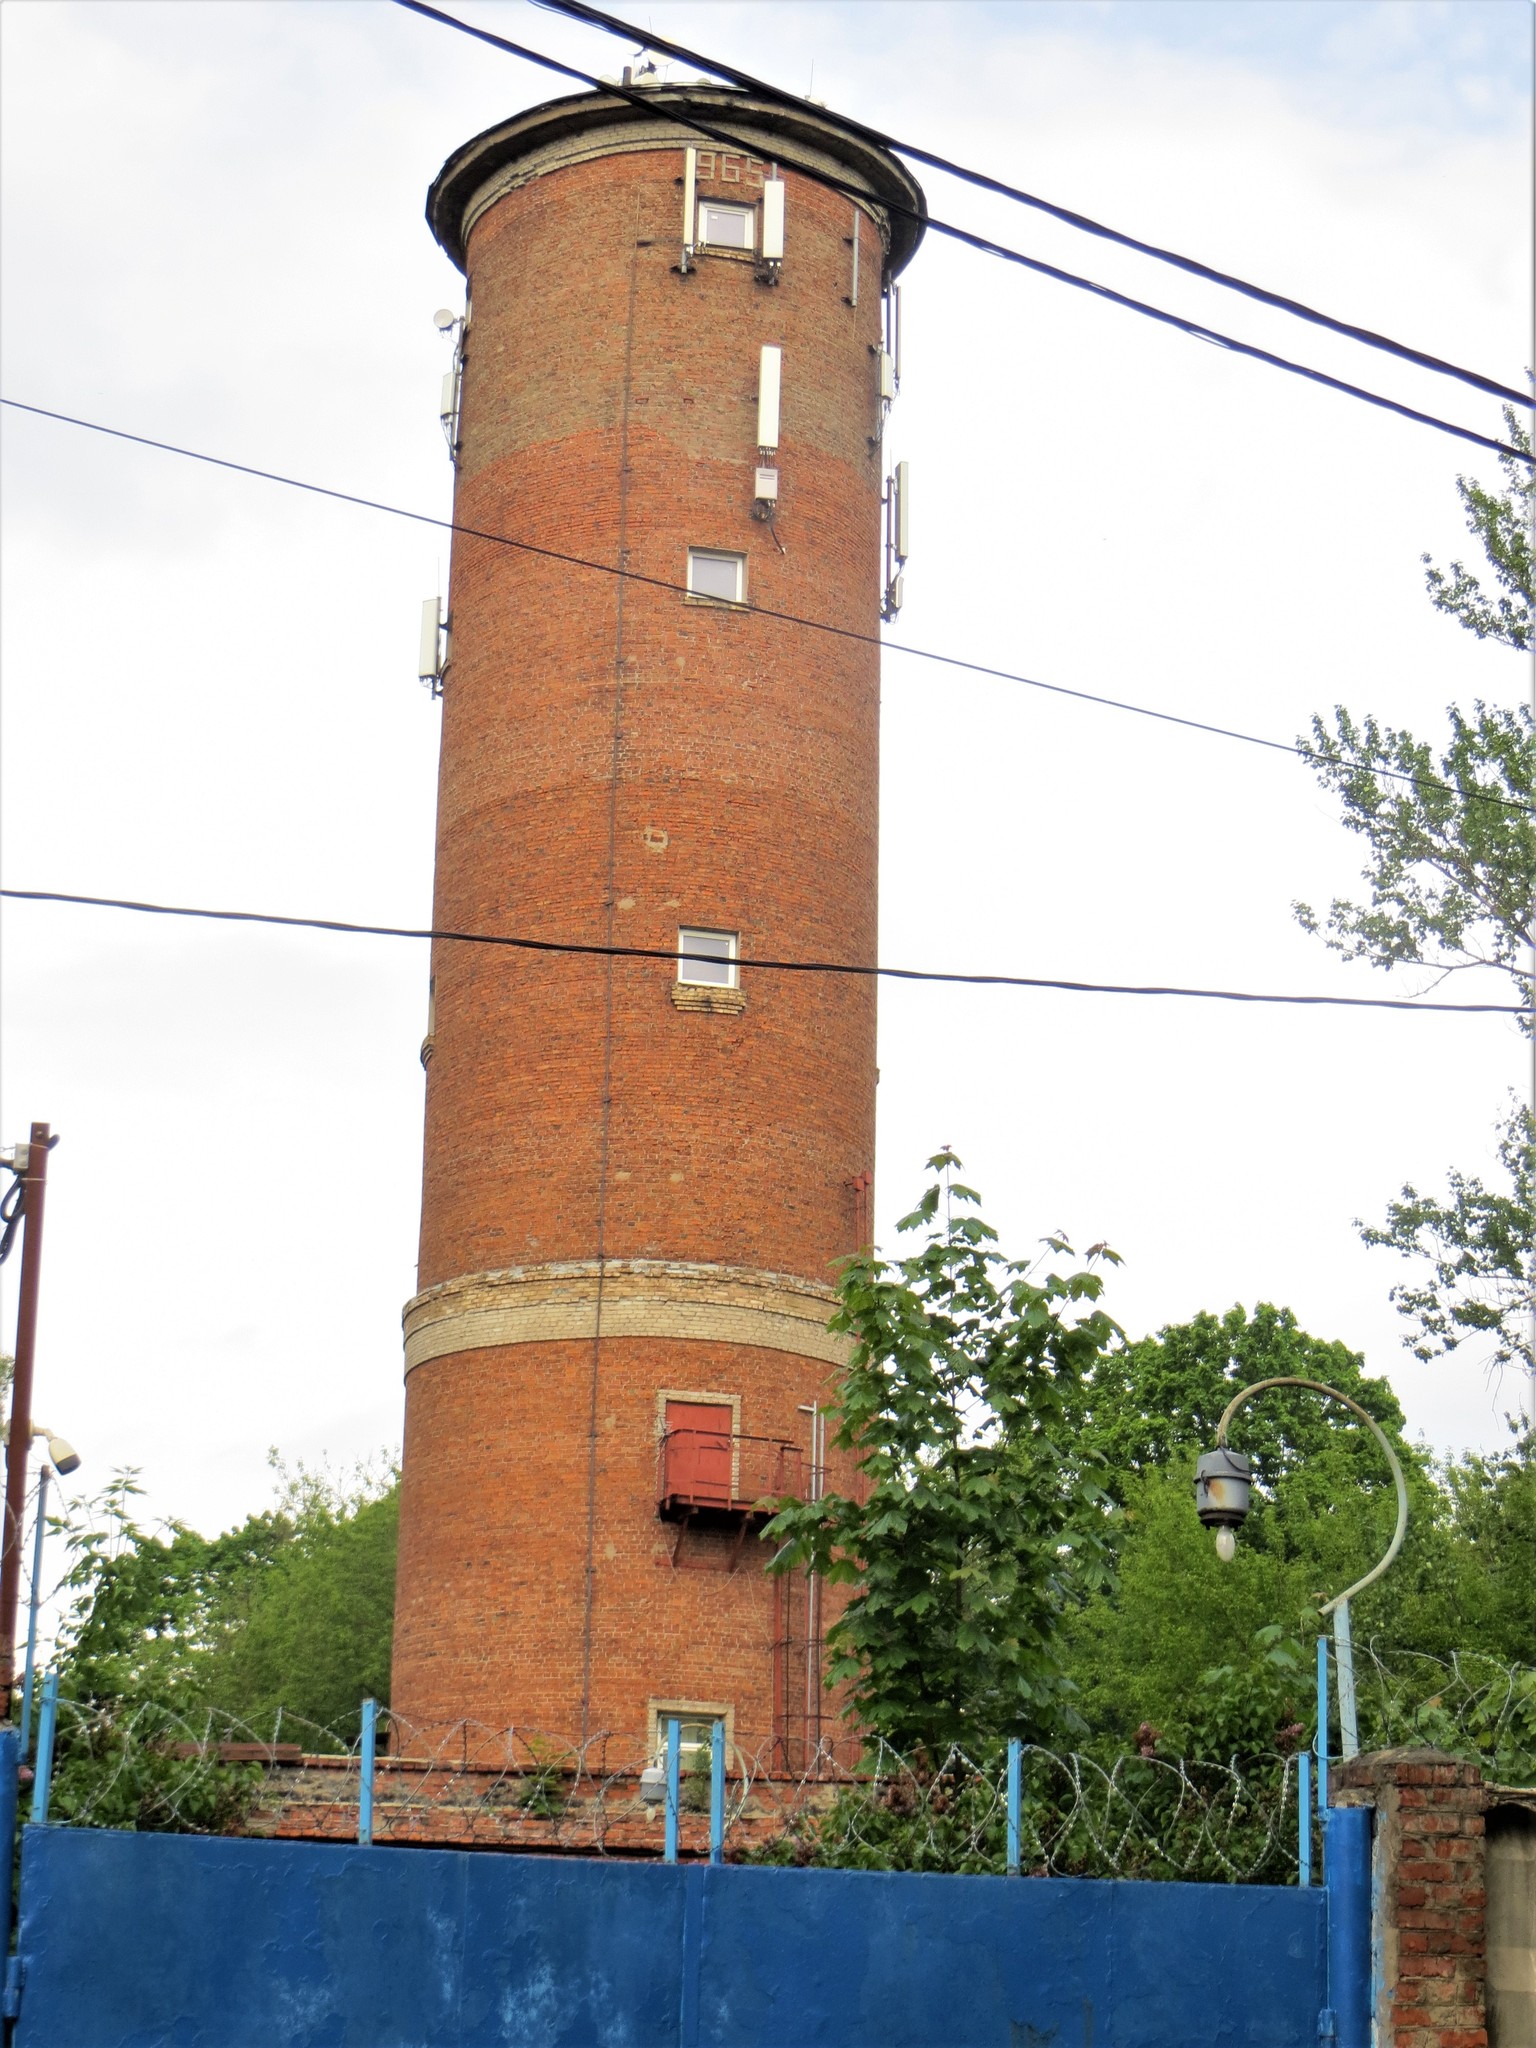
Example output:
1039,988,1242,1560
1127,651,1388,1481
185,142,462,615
0,1173,24,1268
532,0,1531,413
392,0,1531,465
4,398,1528,817
3,889,1526,1015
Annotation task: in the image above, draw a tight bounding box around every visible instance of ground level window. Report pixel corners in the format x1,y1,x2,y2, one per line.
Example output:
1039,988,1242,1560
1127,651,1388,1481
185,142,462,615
677,929,738,988
686,549,746,604
647,1700,734,1763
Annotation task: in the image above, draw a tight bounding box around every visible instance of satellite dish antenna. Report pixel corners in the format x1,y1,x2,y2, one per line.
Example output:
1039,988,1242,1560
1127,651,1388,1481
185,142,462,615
433,308,458,333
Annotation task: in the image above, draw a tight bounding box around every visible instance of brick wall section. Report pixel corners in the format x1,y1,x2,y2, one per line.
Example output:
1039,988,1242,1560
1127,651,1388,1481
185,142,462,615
391,91,924,1745
1333,1746,1488,2048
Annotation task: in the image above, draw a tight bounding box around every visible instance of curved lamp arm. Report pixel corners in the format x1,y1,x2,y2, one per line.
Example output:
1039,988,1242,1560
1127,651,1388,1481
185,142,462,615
1215,1375,1408,1616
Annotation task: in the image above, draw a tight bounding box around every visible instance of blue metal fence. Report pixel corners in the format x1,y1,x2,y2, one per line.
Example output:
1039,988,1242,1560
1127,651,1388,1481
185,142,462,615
12,1822,1335,2047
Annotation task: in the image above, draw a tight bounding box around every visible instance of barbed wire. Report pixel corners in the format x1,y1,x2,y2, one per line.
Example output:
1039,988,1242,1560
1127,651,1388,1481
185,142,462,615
1351,1643,1536,1780
40,1700,1301,1879
36,1650,1532,1868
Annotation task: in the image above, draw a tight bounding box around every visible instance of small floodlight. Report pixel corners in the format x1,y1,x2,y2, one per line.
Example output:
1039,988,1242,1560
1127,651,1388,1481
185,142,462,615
433,308,458,333
1193,1445,1251,1560
45,1434,81,1476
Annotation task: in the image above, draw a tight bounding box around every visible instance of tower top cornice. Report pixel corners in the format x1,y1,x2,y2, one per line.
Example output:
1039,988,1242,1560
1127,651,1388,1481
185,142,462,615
426,84,928,277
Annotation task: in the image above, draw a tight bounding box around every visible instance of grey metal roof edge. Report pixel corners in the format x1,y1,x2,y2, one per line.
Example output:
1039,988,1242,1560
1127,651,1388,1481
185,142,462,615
425,84,928,277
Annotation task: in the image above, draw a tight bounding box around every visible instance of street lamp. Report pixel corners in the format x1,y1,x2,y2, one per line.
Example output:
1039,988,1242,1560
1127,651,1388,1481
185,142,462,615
1,1423,79,1477
1194,1375,1408,1759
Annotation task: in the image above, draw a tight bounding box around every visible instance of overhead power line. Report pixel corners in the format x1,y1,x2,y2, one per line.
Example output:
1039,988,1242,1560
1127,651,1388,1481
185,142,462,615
6,398,1528,819
4,889,1525,1016
392,0,1531,466
532,0,1532,413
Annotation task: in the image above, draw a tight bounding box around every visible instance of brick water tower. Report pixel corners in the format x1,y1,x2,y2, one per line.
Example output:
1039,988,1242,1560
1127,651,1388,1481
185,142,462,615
390,81,924,1760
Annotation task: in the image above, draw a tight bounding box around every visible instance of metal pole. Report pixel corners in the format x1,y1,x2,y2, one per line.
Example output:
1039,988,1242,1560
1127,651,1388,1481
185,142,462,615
2,1124,52,1715
1333,1599,1359,1760
358,1697,376,1846
805,1404,819,1759
30,1670,58,1824
664,1716,680,1864
19,1464,49,1754
709,1717,725,1866
1006,1738,1021,1876
1316,1636,1329,1820
1298,1751,1311,1886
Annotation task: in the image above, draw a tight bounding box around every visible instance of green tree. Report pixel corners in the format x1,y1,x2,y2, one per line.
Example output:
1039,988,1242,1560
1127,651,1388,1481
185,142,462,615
1422,410,1532,651
206,1471,398,1741
765,1153,1120,1758
1065,1306,1413,1747
1295,409,1533,1382
1361,1107,1534,1381
1081,1302,1406,1501
55,1455,399,1744
1061,1303,1534,1763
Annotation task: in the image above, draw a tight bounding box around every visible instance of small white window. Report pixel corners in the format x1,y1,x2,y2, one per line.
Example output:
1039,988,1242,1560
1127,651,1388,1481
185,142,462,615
698,201,753,251
648,1699,733,1764
686,549,745,604
678,929,739,988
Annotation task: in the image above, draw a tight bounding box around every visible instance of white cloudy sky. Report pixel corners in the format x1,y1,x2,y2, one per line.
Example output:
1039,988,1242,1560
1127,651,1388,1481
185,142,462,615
2,1,1531,1589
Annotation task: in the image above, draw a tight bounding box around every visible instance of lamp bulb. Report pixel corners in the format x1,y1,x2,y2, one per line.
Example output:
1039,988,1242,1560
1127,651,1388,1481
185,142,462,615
1215,1527,1236,1563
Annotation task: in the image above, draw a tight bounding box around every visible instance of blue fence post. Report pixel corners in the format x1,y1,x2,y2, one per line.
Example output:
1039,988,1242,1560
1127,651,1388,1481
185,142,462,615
664,1717,680,1865
30,1670,58,1824
1316,1635,1329,1819
1324,1803,1372,2048
709,1718,725,1866
1298,1751,1312,1887
0,1725,18,1967
1006,1738,1021,1876
358,1698,377,1847
19,1464,49,1757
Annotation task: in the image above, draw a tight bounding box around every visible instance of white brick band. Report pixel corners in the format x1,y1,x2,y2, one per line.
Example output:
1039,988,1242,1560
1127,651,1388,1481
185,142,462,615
403,1259,848,1377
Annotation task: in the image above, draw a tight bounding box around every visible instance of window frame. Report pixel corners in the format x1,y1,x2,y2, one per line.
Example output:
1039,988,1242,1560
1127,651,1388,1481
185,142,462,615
696,198,755,253
647,1698,735,1765
676,928,740,989
685,548,747,606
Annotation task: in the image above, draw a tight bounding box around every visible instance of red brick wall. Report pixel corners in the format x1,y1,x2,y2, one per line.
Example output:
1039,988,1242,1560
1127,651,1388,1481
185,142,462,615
392,101,908,1745
1334,1747,1489,2048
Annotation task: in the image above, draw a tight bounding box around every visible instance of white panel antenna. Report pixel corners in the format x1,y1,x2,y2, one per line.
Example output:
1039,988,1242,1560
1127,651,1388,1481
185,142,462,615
681,147,697,272
757,344,782,453
436,306,465,464
882,463,909,621
419,597,446,695
877,348,896,405
761,179,785,264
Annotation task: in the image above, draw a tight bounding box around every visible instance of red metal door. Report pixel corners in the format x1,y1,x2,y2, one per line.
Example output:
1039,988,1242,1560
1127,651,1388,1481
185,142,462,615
664,1402,733,1506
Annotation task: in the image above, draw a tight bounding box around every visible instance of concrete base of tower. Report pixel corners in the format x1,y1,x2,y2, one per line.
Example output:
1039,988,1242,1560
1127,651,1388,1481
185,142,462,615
389,1316,854,1754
